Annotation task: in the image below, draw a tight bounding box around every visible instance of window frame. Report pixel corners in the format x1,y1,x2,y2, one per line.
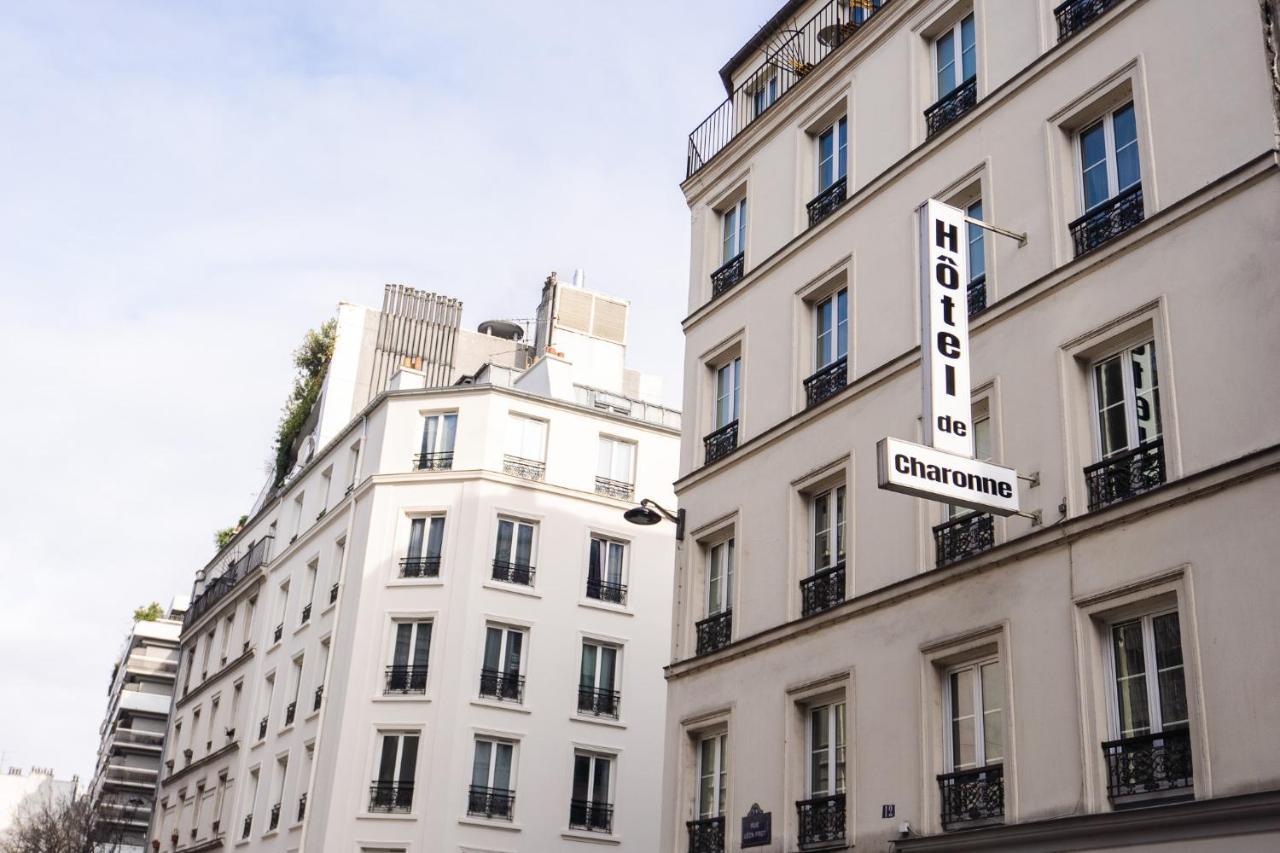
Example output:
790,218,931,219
1075,101,1140,213
571,750,615,809
814,288,849,371
579,640,620,695
505,413,548,463
1088,338,1162,462
1103,607,1187,740
942,655,1005,772
696,733,729,819
816,117,848,193
472,737,518,792
805,700,847,798
373,730,420,787
420,411,458,456
705,538,735,617
713,357,742,430
494,516,538,569
596,435,636,485
809,485,846,574
482,623,527,677
933,12,976,98
721,198,748,264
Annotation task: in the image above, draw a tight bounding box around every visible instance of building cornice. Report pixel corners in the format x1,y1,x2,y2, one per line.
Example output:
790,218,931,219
161,739,239,788
175,645,256,709
179,567,266,639
364,465,653,510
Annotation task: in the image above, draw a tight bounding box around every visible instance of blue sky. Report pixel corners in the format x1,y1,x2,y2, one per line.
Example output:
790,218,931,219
0,0,781,782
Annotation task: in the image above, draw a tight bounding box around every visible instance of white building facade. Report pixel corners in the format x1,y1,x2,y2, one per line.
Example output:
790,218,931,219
663,1,1280,851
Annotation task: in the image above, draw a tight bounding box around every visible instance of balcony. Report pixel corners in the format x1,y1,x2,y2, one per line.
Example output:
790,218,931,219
967,274,987,317
272,623,283,643
695,610,733,656
399,555,441,579
313,685,323,711
109,727,165,751
1084,438,1165,512
468,785,515,820
569,799,614,833
285,701,296,726
413,450,453,471
1069,183,1144,256
800,562,846,617
586,577,628,606
577,685,621,719
937,764,1004,829
491,559,535,587
124,652,178,678
258,716,268,740
710,253,745,298
503,455,545,481
329,582,339,604
686,816,725,853
300,603,311,624
703,421,739,465
796,792,846,847
384,665,428,694
184,535,270,628
1055,0,1120,41
268,802,281,831
924,76,978,138
479,668,525,703
594,476,635,501
933,512,994,568
806,176,847,228
369,781,413,813
297,792,307,822
241,815,252,839
804,357,847,409
1102,728,1193,802
102,764,159,789
686,0,891,178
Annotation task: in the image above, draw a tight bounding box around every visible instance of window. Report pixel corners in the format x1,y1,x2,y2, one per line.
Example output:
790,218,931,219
817,118,848,193
318,467,332,515
939,658,1005,828
268,755,287,831
403,516,445,578
370,732,418,813
285,657,303,727
347,439,362,491
202,629,214,679
469,739,516,819
417,412,457,470
230,682,242,741
965,197,987,314
207,697,219,752
714,358,741,430
291,493,304,540
298,743,313,822
386,621,432,694
505,414,547,462
751,74,778,118
257,675,274,741
1086,340,1164,510
241,768,259,838
1080,102,1139,212
946,412,992,520
721,198,747,264
814,290,849,371
697,734,728,819
220,614,234,664
480,625,526,702
586,536,627,604
301,562,317,623
801,485,846,616
797,700,847,846
596,436,635,498
934,13,976,97
578,641,620,718
273,582,288,643
492,518,536,585
706,540,734,617
570,752,614,833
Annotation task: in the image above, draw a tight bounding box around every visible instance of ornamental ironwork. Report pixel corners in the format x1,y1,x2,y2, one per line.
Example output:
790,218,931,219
399,556,441,579
329,582,339,604
796,792,845,846
696,610,733,656
569,799,614,833
479,668,525,703
413,451,453,471
273,623,283,643
925,76,978,138
806,176,847,228
467,785,515,819
577,685,621,718
297,793,307,822
703,421,739,465
242,815,251,839
1054,0,1120,41
268,802,280,831
369,781,414,812
503,455,546,481
967,274,987,317
800,562,846,617
933,512,994,568
804,357,847,408
594,476,635,501
586,577,628,605
686,816,725,853
937,763,1004,828
492,559,536,586
284,701,296,726
1069,184,1144,256
384,665,428,694
313,685,323,711
184,535,270,628
1102,728,1193,799
711,253,746,298
300,603,311,623
258,716,268,740
1084,438,1165,512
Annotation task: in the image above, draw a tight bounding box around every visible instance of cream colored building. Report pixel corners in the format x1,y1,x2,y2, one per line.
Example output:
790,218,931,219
662,0,1280,851
149,278,680,852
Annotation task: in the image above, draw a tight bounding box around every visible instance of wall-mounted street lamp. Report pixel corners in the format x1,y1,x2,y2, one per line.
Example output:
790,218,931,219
623,499,685,541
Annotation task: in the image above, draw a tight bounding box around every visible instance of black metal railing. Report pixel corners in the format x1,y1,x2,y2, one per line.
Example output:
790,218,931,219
479,668,525,703
491,559,536,586
268,802,280,831
925,76,978,138
806,175,847,228
329,582,338,604
967,274,987,317
586,578,628,605
399,555,441,579
297,793,307,822
686,0,891,178
800,562,846,617
1102,728,1193,800
1069,183,1144,256
257,716,268,740
569,799,614,833
284,701,296,726
369,781,413,813
796,792,846,846
313,685,323,711
804,357,847,408
384,665,428,694
300,603,311,623
594,476,635,501
933,512,994,568
696,610,733,656
938,764,1004,828
503,455,545,481
468,785,515,820
710,252,746,298
273,623,283,643
1084,438,1165,512
577,685,622,718
703,421,739,465
686,815,725,853
1055,0,1120,41
184,536,271,628
241,815,251,839
413,451,453,471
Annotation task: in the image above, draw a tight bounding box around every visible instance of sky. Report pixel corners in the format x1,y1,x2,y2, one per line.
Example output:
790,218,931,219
0,0,785,784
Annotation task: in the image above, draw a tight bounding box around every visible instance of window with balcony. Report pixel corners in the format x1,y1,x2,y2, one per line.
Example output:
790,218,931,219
712,198,747,297
416,412,456,471
301,561,317,624
386,620,431,694
697,540,734,656
504,414,547,480
805,289,848,407
578,641,620,719
926,12,977,137
808,118,848,227
480,624,526,703
938,658,1004,829
705,357,741,464
241,767,259,838
587,535,628,605
596,436,635,500
935,409,995,566
570,751,614,833
798,701,846,846
1055,0,1121,42
801,485,846,617
688,733,727,853
1071,101,1142,255
370,732,417,813
401,516,444,578
469,739,516,820
284,656,303,728
965,197,987,315
1086,340,1164,510
492,518,536,586
267,755,287,831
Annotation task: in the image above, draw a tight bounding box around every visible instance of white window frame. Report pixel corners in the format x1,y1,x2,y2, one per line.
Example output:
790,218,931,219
806,700,847,797
942,656,1004,772
1104,608,1187,740
373,730,419,786
814,288,849,370
596,435,636,485
388,619,433,671
494,517,537,568
809,485,846,574
713,357,742,430
721,198,747,264
816,117,848,192
752,73,778,118
696,733,728,819
406,515,446,561
1076,101,1140,213
505,414,548,463
706,539,735,617
571,750,615,808
588,534,628,592
482,624,527,676
580,640,620,694
420,411,458,455
472,738,517,792
1089,338,1161,461
933,12,976,98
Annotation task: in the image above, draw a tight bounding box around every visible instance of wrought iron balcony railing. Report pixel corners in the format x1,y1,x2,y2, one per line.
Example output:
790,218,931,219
1102,728,1193,800
268,802,281,831
184,536,270,628
369,781,413,813
807,176,848,228
384,665,428,694
300,603,311,624
297,793,307,822
933,512,994,568
695,610,733,656
313,685,323,711
413,451,453,471
257,716,268,740
329,581,339,604
241,815,251,839
804,357,847,408
1084,438,1165,512
594,476,635,501
710,253,746,298
479,668,525,703
704,421,739,465
1069,183,1144,256
686,815,725,853
468,785,515,820
399,555,441,579
491,559,536,586
577,685,621,718
938,763,1004,828
1054,0,1120,41
800,562,846,617
273,623,283,643
586,577,628,605
796,792,846,846
503,455,545,481
967,274,987,317
925,76,978,137
284,701,296,726
569,799,614,833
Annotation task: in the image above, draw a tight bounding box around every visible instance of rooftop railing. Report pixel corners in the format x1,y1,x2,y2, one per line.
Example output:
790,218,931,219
184,536,270,628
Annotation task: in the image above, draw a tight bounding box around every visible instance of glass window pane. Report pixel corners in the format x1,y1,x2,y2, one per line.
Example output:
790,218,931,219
1083,162,1110,209
495,520,513,562
580,643,597,688
980,662,1004,763
421,416,438,455
599,646,617,691
810,707,830,794
816,298,833,367
708,545,722,613
837,118,848,179
572,755,591,801
483,628,502,671
407,518,425,559
974,416,992,462
698,739,715,816
426,517,445,559
378,735,399,782
493,743,513,790
588,538,602,585
836,290,848,359
1112,621,1152,737
950,669,976,769
818,129,834,190
439,414,457,452
597,438,612,479
1152,612,1182,669
814,491,831,569
1130,343,1162,444
835,486,846,562
607,542,625,585
504,631,522,673
399,735,419,784
722,207,736,261
936,31,955,94
1112,104,1137,150
592,758,611,804
411,622,431,669
515,524,534,566
471,741,491,787
960,15,976,81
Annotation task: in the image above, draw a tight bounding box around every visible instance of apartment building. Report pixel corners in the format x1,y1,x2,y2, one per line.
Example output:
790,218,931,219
89,598,188,851
662,0,1280,851
0,766,79,835
149,277,680,852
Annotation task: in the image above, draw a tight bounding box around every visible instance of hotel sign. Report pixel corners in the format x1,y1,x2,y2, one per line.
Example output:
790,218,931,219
877,437,1019,516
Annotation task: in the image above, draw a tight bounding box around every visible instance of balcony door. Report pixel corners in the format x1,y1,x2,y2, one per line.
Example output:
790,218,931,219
571,752,613,826
472,738,515,796
390,621,431,690
407,516,444,563
817,118,848,193
811,485,846,574
697,733,728,819
495,519,536,568
375,732,418,806
945,659,1003,772
706,540,734,617
1092,340,1162,461
483,626,524,681
721,199,747,264
808,701,847,798
1109,611,1187,739
1079,102,1139,212
814,290,849,371
421,413,457,458
934,13,976,99
714,358,741,430
580,642,618,700
588,536,625,593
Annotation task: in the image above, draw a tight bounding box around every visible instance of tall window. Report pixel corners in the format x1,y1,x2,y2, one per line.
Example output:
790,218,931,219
721,198,747,264
935,13,976,97
404,516,445,577
817,118,848,192
579,641,620,718
697,734,728,819
811,486,846,572
242,767,259,836
493,518,536,585
752,74,778,118
1110,611,1187,739
596,437,635,488
570,752,614,832
470,739,516,819
808,702,847,797
815,290,849,370
1093,340,1161,460
587,536,627,603
387,621,432,693
946,658,1004,771
371,732,418,812
506,414,547,463
714,358,741,430
946,411,991,520
481,625,525,702
966,198,985,285
707,540,734,617
1080,102,1139,211
419,413,457,467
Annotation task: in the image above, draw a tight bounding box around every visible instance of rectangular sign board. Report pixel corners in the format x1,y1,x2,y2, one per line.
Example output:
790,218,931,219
919,199,974,458
877,437,1020,516
741,805,771,847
